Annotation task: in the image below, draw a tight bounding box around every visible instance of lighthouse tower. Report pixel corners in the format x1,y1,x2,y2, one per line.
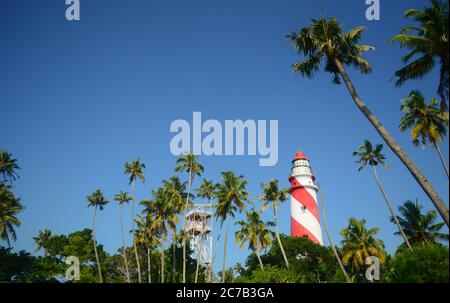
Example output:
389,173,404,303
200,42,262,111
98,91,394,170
289,152,323,245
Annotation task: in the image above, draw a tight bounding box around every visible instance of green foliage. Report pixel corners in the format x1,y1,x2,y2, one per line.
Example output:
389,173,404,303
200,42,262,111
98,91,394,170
287,17,374,85
242,236,342,283
0,247,62,282
393,199,448,247
387,243,449,283
237,265,301,283
340,218,386,278
391,0,449,110
353,140,387,170
400,91,448,147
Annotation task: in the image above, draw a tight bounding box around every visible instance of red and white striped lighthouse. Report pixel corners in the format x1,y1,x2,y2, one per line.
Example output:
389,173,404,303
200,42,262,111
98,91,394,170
289,152,323,245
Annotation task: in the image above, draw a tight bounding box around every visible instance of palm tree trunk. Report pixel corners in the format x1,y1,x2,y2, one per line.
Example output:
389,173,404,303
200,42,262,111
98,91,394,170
195,235,202,283
147,247,151,283
274,208,289,269
256,251,264,271
372,166,414,251
435,143,449,178
211,223,223,283
131,180,142,283
120,204,131,283
161,237,166,283
182,170,192,283
256,243,264,271
318,185,351,283
333,57,449,227
172,234,176,283
222,207,231,283
92,205,103,283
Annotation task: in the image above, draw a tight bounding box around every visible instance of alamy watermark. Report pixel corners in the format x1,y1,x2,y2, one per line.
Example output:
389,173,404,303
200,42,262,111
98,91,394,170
365,256,380,282
65,0,80,21
170,112,278,167
65,256,80,281
365,0,381,21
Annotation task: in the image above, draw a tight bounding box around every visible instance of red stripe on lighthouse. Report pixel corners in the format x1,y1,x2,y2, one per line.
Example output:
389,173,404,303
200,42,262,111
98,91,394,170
291,218,320,244
290,183,320,222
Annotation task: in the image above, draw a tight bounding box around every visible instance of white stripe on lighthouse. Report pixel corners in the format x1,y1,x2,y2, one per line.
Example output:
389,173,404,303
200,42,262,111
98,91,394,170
291,197,323,245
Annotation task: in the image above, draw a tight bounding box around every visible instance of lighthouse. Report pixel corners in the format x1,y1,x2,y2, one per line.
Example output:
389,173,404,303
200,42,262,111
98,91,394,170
289,152,323,245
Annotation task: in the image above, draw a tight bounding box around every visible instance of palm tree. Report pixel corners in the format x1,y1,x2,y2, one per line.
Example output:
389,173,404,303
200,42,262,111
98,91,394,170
196,179,218,282
393,199,448,246
141,187,179,283
163,176,189,282
174,152,204,283
287,17,449,227
391,0,449,111
87,189,108,283
124,158,146,283
340,218,386,277
33,229,52,256
235,210,273,271
114,191,132,283
0,185,22,247
136,215,160,283
259,179,290,269
317,185,351,283
0,151,20,184
353,140,413,251
215,171,250,282
400,91,449,178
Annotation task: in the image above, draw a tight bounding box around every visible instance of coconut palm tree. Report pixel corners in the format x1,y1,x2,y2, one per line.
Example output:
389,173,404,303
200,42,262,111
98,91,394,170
163,176,189,282
215,171,250,282
114,191,132,283
136,215,160,283
317,185,351,283
353,140,413,251
33,229,52,256
124,158,146,283
340,218,386,277
141,187,179,283
259,179,290,269
0,151,20,184
87,189,108,283
391,0,449,111
0,185,22,247
235,210,273,271
287,17,449,227
400,91,449,178
393,199,448,246
196,179,218,282
174,152,204,283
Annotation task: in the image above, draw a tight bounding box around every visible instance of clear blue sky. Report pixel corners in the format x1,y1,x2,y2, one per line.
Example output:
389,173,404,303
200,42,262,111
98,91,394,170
1,0,448,274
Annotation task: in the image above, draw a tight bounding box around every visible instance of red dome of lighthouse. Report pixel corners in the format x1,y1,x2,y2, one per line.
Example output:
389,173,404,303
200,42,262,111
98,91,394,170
293,151,308,161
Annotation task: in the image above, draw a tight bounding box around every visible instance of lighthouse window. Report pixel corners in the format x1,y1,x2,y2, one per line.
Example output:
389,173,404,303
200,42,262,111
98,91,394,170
294,160,309,166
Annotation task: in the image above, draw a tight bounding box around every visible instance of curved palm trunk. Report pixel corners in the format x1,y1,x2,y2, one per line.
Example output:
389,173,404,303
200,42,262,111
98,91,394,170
131,180,142,283
318,186,351,283
256,243,264,271
92,205,103,283
120,204,131,283
435,143,449,178
372,166,414,251
221,207,231,283
147,247,152,283
333,58,449,227
273,207,289,269
182,171,192,283
161,237,166,283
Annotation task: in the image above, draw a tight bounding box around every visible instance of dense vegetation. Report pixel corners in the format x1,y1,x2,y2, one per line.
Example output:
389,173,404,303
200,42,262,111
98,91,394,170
0,0,448,283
